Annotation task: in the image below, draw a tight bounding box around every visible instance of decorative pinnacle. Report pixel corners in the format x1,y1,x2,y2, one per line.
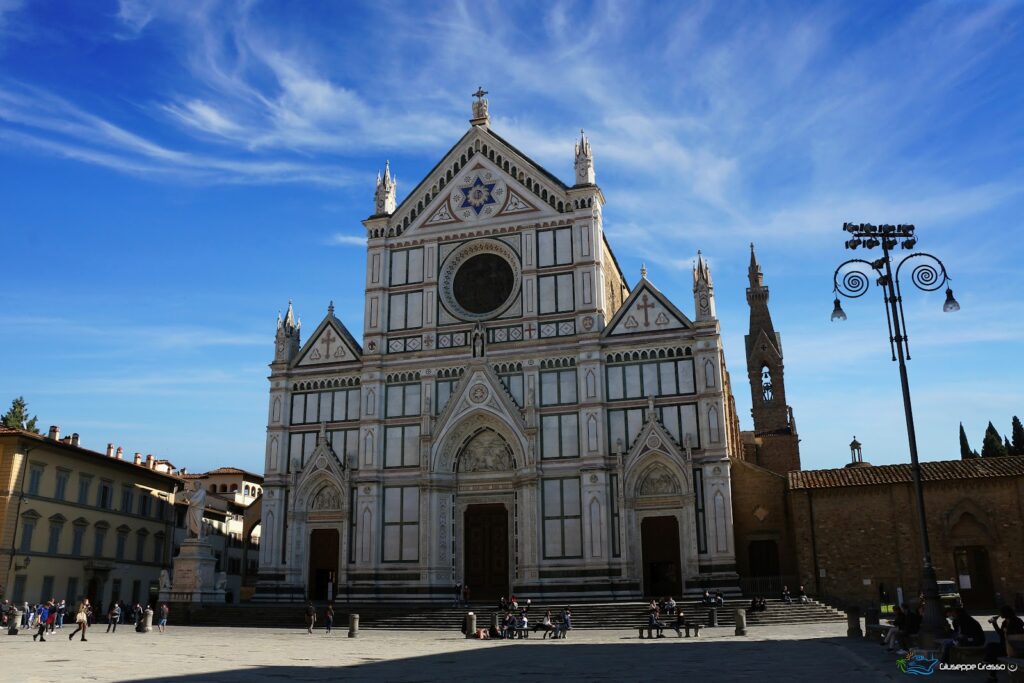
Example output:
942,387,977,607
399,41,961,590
640,263,648,279
328,300,334,315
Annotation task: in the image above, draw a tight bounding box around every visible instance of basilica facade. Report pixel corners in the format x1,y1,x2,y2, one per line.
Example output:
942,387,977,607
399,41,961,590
255,95,749,603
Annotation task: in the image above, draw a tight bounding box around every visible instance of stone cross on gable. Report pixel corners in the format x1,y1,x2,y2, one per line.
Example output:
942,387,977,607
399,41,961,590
638,294,655,327
321,329,338,357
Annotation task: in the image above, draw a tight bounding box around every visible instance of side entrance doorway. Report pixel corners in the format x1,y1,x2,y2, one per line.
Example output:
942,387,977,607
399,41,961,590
463,503,509,601
641,515,683,598
954,545,995,610
308,528,339,601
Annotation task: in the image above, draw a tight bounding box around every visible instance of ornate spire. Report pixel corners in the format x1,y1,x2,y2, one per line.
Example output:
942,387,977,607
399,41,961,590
693,250,716,321
748,242,764,288
327,300,335,316
470,87,490,127
275,299,301,364
374,161,396,215
574,128,595,185
640,263,648,280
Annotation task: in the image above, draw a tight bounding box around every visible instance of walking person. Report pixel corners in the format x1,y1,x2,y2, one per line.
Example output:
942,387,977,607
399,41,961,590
46,600,57,633
68,598,89,641
107,602,121,633
157,604,169,633
32,601,50,641
56,599,66,630
461,584,470,607
324,603,334,634
304,601,316,634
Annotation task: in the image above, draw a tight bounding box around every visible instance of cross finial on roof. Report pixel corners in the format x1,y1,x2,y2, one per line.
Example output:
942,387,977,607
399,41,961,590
470,87,490,126
473,87,488,101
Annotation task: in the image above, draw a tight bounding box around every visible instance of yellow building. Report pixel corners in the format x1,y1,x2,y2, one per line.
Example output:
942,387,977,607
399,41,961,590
0,426,179,610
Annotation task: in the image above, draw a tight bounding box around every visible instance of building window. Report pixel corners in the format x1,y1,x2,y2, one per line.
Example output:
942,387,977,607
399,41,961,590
435,379,457,414
328,429,359,465
136,532,148,563
27,463,44,496
19,518,36,552
658,404,700,449
121,486,134,514
93,525,108,557
41,575,55,601
538,273,574,314
541,414,579,459
291,388,360,425
47,522,63,554
111,578,122,602
606,359,696,401
65,577,78,603
537,227,573,267
289,432,318,469
607,407,645,454
97,480,113,509
498,372,524,407
153,534,165,564
12,575,27,603
388,291,424,330
693,468,707,554
390,247,424,285
115,529,129,561
54,469,70,501
384,425,420,468
138,495,151,518
542,478,582,559
540,369,577,406
385,383,421,417
77,475,93,505
609,474,621,558
71,523,86,555
382,486,419,562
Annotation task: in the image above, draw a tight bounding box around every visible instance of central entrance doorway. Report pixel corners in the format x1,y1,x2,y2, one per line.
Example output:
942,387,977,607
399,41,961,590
308,528,339,601
463,503,509,601
641,515,683,598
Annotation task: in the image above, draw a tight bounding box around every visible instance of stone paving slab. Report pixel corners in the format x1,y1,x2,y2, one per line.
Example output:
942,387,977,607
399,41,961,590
0,622,917,682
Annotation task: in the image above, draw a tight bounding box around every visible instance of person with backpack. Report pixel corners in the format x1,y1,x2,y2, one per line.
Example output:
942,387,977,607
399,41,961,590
304,602,316,634
32,601,50,641
107,602,121,633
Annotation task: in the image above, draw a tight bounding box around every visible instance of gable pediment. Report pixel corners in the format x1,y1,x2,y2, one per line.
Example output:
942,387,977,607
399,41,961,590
624,412,690,469
295,426,348,496
432,363,526,444
374,127,572,239
604,278,693,337
746,329,782,361
294,312,362,368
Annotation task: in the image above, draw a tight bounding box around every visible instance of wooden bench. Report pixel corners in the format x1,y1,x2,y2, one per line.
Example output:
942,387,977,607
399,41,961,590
947,645,986,665
512,627,530,639
674,622,703,637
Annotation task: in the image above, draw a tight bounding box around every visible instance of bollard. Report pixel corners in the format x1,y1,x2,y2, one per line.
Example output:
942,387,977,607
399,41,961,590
709,607,718,627
863,608,880,639
348,613,359,638
846,607,862,639
7,610,22,635
142,608,153,633
464,612,476,639
734,609,747,636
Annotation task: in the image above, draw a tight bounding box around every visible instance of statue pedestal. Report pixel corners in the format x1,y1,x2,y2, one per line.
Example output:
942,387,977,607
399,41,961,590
159,538,226,604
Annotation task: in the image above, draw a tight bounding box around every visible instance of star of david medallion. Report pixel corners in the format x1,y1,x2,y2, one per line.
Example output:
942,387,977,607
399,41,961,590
460,177,497,214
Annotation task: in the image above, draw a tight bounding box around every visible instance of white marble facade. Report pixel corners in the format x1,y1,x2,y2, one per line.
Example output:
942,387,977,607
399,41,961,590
255,98,739,603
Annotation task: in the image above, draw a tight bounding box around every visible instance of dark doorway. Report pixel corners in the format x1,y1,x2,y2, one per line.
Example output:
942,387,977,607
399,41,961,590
749,540,780,577
954,545,995,610
641,516,682,598
463,504,509,601
308,528,339,601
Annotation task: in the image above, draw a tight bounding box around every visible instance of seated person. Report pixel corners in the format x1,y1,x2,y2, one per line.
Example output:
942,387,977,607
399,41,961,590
714,591,725,607
796,586,808,604
758,598,768,612
746,598,759,615
666,596,677,615
939,606,985,664
883,605,905,651
673,608,686,636
896,604,923,652
498,596,507,612
539,610,554,638
984,606,1024,677
517,611,528,637
648,609,666,638
702,590,713,605
781,586,792,604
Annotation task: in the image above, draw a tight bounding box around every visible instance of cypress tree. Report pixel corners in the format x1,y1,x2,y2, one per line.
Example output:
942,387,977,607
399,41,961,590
980,421,1008,458
1011,416,1024,456
959,423,977,459
1,396,40,433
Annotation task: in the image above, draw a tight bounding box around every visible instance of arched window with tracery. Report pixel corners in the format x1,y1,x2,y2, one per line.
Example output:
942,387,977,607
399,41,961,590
761,364,774,402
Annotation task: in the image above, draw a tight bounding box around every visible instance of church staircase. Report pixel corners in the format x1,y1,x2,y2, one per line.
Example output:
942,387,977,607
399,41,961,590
180,598,844,630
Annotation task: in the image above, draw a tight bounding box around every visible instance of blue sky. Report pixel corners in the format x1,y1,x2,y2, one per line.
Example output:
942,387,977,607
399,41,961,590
1,0,1022,474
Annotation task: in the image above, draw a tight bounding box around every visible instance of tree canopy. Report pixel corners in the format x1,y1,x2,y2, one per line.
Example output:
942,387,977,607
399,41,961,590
1,396,40,434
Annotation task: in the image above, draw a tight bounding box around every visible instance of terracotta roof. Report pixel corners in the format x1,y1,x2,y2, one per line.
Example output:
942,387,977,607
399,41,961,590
0,427,182,483
190,466,264,482
788,456,1024,490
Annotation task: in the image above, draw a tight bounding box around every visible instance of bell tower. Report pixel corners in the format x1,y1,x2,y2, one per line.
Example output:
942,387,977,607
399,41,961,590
743,244,800,473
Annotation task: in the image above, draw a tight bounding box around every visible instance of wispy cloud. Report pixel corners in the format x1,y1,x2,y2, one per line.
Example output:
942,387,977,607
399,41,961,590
1,315,266,350
326,233,366,247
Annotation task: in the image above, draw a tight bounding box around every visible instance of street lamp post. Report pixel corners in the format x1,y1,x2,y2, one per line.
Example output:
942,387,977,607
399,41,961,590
830,223,959,649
